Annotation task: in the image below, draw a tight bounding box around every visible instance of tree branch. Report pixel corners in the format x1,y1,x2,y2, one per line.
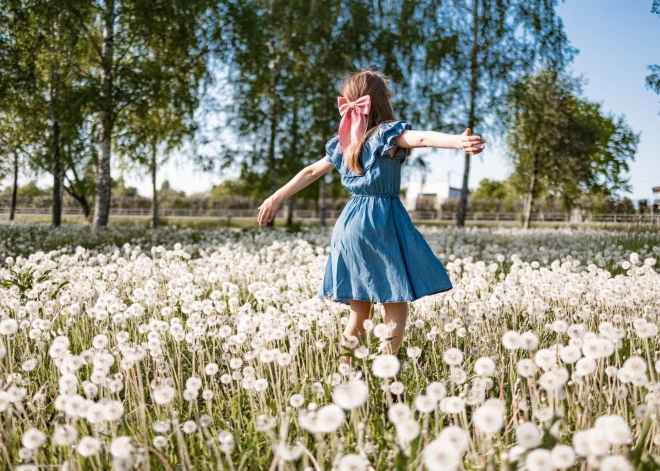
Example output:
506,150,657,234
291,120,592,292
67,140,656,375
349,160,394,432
44,43,92,79
65,0,104,60
113,32,140,73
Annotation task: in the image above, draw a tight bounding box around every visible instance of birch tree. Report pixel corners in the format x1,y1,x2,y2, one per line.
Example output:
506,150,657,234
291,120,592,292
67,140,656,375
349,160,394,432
435,0,574,227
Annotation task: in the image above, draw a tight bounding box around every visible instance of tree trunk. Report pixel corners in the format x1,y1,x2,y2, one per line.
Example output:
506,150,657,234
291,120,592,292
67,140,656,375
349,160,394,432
457,0,479,228
266,1,277,228
10,151,18,221
286,198,295,227
287,93,299,227
64,185,91,219
319,91,330,228
319,178,326,227
92,0,114,231
65,163,92,220
523,157,541,230
150,145,159,228
51,57,62,227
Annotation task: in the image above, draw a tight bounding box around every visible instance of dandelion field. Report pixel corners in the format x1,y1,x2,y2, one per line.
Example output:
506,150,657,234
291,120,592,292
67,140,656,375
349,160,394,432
1,223,659,471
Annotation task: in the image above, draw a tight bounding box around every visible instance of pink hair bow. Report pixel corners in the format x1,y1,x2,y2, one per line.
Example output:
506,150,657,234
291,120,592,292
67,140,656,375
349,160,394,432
337,95,371,152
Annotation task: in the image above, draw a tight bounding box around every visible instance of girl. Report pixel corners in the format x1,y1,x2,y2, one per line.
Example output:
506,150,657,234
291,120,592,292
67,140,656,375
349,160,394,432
258,70,485,357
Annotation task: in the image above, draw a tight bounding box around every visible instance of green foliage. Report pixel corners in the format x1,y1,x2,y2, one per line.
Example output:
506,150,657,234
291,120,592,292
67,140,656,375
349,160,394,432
506,70,638,213
470,178,512,201
1,266,51,293
0,180,50,198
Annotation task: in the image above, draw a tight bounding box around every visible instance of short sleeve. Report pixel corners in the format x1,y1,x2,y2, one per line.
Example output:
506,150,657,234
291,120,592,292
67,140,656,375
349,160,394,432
325,136,342,170
376,120,412,160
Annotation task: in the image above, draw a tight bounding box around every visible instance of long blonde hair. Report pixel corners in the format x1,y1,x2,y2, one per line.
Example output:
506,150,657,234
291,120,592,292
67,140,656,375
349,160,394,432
339,70,397,174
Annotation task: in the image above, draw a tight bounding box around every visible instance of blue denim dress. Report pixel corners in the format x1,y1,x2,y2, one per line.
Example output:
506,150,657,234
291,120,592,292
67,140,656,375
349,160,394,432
319,120,453,305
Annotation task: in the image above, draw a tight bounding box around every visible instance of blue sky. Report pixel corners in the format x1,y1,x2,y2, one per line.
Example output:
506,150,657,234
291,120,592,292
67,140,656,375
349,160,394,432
7,0,660,201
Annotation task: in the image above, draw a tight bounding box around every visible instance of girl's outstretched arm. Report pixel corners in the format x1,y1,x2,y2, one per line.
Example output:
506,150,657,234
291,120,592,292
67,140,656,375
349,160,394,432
394,128,486,155
258,157,335,225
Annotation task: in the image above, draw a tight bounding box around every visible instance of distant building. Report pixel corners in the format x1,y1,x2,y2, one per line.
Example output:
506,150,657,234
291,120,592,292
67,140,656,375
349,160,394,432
653,186,660,206
404,180,464,211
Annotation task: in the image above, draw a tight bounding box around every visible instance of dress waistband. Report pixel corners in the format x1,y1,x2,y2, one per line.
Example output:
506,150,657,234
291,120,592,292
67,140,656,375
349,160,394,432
350,194,399,199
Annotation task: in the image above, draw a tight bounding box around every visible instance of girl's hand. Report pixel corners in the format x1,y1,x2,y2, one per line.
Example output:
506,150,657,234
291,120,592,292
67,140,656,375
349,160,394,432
455,128,486,155
258,195,282,225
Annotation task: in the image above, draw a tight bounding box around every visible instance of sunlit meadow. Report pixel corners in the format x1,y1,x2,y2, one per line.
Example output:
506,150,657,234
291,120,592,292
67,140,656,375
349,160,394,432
0,223,659,470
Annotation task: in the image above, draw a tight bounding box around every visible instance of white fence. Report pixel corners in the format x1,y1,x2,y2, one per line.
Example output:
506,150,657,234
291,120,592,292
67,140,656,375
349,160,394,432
1,206,659,224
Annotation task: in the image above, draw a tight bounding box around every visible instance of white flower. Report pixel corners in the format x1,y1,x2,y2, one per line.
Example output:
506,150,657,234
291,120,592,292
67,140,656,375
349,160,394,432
600,455,632,471
415,395,436,413
572,430,590,456
538,370,566,391
520,332,539,351
104,400,125,421
442,348,464,366
389,381,404,395
277,352,292,366
86,403,106,424
550,445,575,470
54,424,78,446
622,356,646,378
525,449,552,471
153,436,167,448
92,334,109,349
502,331,521,350
153,386,176,405
110,436,133,459
516,422,541,449
595,415,632,445
373,323,390,339
372,354,400,378
205,363,219,375
473,405,504,434
182,421,197,434
559,345,581,364
426,382,447,402
338,454,367,471
574,357,596,377
474,357,495,376
585,428,611,456
289,394,304,408
313,404,345,433
256,415,276,432
77,436,101,457
440,396,465,414
517,359,537,378
387,403,412,425
21,428,46,450
396,418,420,443
407,347,422,359
422,438,461,471
437,426,468,453
0,319,19,336
274,443,304,461
333,380,368,410
185,377,202,391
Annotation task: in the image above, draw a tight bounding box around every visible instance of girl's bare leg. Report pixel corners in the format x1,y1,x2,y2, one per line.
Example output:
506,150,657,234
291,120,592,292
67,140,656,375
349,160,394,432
383,302,409,354
341,300,373,364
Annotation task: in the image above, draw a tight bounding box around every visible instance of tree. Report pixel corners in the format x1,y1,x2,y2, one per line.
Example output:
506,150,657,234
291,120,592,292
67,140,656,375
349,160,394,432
646,2,660,113
117,102,197,228
0,2,48,222
37,0,219,231
427,0,574,228
470,178,509,201
115,13,205,228
507,70,638,229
